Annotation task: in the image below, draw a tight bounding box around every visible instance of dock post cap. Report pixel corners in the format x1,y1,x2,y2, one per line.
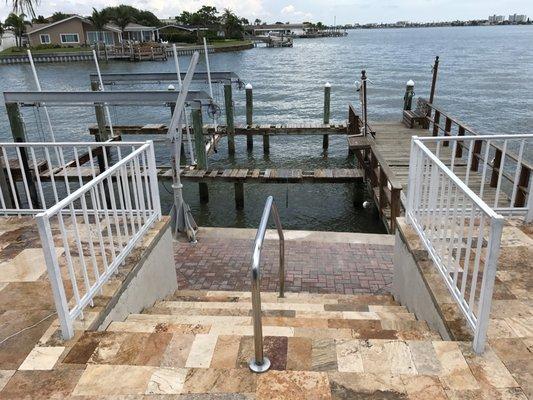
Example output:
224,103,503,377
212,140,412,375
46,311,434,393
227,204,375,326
406,80,415,87
167,84,176,90
325,82,331,88
245,83,253,90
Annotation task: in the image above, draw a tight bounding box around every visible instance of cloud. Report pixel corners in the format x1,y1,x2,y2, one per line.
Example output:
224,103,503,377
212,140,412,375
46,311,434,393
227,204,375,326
0,0,267,20
280,4,313,20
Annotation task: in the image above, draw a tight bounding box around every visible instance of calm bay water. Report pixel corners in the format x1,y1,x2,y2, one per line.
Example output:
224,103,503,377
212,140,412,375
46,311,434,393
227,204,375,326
0,26,531,232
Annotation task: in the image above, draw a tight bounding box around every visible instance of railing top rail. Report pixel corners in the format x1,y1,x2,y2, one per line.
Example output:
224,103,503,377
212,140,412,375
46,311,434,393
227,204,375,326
36,142,152,218
0,141,148,147
416,134,533,141
413,137,503,219
252,196,284,272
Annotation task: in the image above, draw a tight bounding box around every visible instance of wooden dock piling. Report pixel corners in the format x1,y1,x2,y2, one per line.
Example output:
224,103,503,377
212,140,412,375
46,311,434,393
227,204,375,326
224,84,236,155
246,84,253,151
323,82,331,150
5,102,40,207
235,182,244,209
191,103,209,203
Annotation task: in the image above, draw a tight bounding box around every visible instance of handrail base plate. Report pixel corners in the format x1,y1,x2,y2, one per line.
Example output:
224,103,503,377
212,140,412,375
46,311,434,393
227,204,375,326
249,357,271,373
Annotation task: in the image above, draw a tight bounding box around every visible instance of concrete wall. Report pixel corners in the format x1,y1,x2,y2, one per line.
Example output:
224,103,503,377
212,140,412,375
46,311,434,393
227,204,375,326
95,224,177,330
392,226,452,340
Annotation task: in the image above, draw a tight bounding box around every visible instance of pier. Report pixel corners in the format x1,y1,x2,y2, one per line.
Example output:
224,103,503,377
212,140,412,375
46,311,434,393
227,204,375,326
0,50,531,399
1,56,530,235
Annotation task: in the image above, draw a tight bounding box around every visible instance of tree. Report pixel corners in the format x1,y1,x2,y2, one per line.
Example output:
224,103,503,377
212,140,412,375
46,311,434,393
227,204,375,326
107,5,135,40
50,11,69,22
221,8,244,39
32,14,45,23
6,0,39,19
0,22,4,45
177,6,219,28
254,18,261,25
4,12,29,47
89,8,109,43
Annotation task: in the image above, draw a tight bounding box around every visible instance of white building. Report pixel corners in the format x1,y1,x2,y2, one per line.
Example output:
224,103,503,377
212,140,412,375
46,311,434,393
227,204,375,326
0,30,17,52
508,14,528,23
488,15,505,24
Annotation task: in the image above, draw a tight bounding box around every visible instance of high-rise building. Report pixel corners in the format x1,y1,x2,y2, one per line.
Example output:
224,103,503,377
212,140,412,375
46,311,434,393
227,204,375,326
488,15,505,23
509,14,528,23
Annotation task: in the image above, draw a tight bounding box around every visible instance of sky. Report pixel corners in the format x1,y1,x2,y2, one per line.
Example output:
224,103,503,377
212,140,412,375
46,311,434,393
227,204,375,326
0,0,531,25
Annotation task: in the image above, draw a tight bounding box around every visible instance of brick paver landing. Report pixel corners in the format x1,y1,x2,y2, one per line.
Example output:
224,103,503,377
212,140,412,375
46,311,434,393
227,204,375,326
174,238,394,295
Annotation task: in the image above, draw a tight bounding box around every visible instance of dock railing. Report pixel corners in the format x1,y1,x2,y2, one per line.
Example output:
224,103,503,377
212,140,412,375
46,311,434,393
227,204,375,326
418,101,533,216
406,134,532,353
0,142,156,215
0,141,161,339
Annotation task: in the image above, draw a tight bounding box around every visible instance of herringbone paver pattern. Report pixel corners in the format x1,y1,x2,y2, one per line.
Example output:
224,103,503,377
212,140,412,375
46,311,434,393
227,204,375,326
174,239,394,295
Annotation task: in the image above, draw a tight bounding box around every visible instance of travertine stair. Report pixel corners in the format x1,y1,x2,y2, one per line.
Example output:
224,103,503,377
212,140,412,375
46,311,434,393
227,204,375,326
59,289,523,398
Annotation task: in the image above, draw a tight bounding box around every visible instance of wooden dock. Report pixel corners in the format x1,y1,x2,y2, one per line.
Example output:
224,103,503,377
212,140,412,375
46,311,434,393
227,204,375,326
171,168,363,183
89,123,348,137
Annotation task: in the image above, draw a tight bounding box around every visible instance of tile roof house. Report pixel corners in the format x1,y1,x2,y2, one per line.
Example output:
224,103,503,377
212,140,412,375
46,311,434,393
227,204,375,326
25,15,156,47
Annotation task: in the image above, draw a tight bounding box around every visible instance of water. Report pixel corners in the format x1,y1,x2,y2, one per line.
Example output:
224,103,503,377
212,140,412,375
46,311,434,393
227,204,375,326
1,26,532,232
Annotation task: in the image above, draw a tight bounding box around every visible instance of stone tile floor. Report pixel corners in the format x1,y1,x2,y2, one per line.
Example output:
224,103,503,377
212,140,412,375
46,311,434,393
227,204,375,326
175,229,394,295
0,290,530,399
0,218,531,399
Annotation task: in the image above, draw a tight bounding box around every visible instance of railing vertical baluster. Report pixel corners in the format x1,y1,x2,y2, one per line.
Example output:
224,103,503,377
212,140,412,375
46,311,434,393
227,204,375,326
147,141,161,218
44,147,59,204
473,216,504,354
36,215,74,339
493,141,507,208
15,147,33,209
460,208,476,297
2,147,20,211
479,141,491,199
29,147,46,209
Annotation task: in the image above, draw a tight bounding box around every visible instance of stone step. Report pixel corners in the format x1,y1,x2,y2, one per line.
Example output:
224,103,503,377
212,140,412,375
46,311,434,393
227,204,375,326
153,300,410,314
168,290,399,305
119,314,439,340
65,329,447,376
146,304,416,321
56,330,517,398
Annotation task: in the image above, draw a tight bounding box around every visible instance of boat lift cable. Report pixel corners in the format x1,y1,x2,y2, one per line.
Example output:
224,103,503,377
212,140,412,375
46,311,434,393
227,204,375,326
167,52,200,243
92,50,115,139
172,44,196,165
203,38,218,152
27,50,56,142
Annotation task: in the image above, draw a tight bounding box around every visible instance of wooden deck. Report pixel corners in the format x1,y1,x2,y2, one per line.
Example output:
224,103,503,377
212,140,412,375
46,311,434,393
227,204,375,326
349,122,510,209
167,168,363,183
89,123,348,137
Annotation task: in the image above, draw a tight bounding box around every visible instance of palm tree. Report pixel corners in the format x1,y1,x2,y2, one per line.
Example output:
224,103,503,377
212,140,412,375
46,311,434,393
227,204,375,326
89,8,109,44
110,5,135,43
6,0,39,19
221,9,244,39
4,13,29,48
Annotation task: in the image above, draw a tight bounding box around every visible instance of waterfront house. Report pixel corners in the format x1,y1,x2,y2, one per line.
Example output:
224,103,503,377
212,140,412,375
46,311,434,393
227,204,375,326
247,23,309,36
26,15,157,47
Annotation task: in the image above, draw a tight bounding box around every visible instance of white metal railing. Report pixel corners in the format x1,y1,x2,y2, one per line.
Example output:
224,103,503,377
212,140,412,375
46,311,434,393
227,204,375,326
412,134,533,221
31,141,160,339
405,135,525,353
0,141,155,215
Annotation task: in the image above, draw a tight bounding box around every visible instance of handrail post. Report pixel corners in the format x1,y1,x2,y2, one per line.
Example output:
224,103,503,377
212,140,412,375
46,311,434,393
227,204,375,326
249,195,284,373
473,216,503,354
36,214,74,339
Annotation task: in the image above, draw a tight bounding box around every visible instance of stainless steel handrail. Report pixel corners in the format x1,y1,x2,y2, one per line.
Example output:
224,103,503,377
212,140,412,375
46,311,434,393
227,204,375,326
249,195,285,373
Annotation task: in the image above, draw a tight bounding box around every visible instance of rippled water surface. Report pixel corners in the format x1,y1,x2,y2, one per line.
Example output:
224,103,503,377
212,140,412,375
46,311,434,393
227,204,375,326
0,26,531,232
